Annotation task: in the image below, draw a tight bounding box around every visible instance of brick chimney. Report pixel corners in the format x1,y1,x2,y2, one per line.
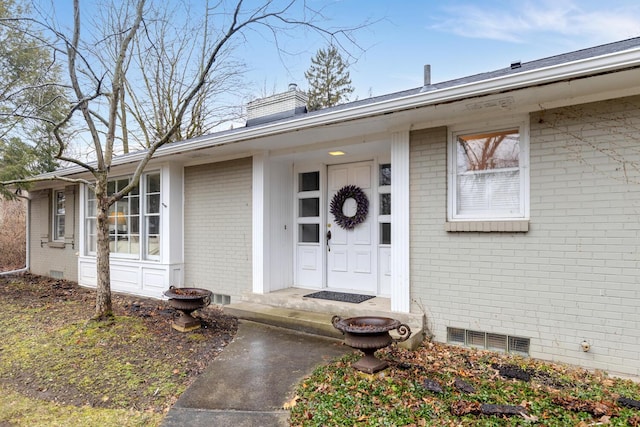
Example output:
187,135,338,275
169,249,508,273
246,83,308,126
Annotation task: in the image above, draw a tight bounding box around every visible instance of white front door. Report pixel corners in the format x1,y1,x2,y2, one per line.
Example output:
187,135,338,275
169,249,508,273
327,162,376,294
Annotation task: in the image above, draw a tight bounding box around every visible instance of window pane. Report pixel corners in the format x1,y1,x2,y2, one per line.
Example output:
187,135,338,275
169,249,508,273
380,223,391,245
299,172,319,192
457,130,519,172
457,170,520,215
129,235,140,255
380,193,391,215
379,164,391,186
116,178,129,192
56,191,65,214
130,216,140,234
147,216,160,235
86,218,96,234
147,194,160,214
87,230,97,253
56,217,65,239
87,199,96,216
147,173,161,193
147,235,160,257
299,224,319,243
129,195,140,214
299,198,319,217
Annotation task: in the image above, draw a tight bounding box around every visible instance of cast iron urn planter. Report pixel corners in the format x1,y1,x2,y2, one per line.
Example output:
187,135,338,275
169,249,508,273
164,286,212,332
332,315,411,374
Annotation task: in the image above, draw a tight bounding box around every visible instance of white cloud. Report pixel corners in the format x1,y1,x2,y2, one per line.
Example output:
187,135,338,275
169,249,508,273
430,1,640,43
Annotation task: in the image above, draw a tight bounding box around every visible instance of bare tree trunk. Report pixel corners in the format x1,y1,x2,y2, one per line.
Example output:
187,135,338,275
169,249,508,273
120,89,129,154
94,175,113,319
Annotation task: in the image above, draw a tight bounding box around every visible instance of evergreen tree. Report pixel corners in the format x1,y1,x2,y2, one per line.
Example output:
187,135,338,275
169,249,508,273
305,45,354,111
0,0,66,197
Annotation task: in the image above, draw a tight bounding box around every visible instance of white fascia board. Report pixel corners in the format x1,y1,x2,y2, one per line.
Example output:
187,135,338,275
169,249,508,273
154,46,640,153
44,46,640,179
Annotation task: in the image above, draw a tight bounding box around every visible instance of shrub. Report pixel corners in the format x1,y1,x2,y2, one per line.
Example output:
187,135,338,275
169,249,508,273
0,198,26,271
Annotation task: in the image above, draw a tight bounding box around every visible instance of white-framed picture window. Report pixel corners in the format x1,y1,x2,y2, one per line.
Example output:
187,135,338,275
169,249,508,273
53,189,66,241
448,120,529,221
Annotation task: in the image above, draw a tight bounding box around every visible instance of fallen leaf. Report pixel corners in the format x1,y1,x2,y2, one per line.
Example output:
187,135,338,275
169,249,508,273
283,395,299,409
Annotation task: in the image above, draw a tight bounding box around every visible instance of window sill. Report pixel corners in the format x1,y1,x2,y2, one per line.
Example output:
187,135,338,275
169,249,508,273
47,242,66,249
445,220,529,233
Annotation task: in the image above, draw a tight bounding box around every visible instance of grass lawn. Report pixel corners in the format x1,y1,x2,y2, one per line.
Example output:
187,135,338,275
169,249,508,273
0,274,236,427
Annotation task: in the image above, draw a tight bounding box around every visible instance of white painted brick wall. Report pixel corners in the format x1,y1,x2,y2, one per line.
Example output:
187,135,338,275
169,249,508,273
410,96,640,376
183,158,252,301
247,89,307,120
29,187,79,281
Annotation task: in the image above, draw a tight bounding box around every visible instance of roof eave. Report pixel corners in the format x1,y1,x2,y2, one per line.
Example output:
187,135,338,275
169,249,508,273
43,45,640,179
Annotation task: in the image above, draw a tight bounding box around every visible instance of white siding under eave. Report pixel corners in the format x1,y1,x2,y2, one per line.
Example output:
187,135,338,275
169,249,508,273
183,158,252,301
409,95,640,377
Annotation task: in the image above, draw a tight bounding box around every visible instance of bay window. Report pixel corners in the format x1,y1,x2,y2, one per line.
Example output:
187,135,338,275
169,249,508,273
85,172,161,259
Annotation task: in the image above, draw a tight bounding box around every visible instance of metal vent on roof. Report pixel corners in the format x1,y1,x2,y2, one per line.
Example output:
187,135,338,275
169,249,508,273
447,327,530,356
510,60,522,69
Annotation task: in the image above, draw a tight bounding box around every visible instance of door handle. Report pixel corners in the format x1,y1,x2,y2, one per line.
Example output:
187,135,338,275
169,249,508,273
326,230,332,252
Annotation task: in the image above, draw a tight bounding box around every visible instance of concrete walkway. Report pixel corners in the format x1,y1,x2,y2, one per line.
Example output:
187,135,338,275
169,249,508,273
161,320,350,427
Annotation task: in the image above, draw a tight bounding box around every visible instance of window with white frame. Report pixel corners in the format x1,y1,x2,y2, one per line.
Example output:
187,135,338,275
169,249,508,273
85,172,160,260
378,163,391,245
448,122,529,220
297,171,320,243
144,173,161,260
53,189,65,241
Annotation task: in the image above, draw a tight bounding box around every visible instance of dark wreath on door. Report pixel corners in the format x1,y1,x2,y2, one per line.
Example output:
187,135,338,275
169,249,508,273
329,185,369,230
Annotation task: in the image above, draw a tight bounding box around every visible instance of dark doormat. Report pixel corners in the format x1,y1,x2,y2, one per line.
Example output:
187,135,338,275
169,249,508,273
303,290,375,304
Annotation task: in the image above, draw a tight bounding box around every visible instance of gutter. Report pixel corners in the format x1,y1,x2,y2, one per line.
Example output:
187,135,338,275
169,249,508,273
0,195,30,276
36,44,640,179
154,45,640,150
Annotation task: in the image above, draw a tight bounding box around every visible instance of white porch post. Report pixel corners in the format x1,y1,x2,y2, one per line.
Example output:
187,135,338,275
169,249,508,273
252,152,270,294
391,130,411,313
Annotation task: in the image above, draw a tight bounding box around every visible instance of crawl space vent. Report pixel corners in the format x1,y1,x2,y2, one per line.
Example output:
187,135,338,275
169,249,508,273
447,327,530,356
50,270,64,279
212,293,231,305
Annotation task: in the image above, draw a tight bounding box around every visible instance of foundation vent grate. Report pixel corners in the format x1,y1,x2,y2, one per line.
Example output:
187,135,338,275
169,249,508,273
447,327,530,356
50,270,64,279
212,294,231,305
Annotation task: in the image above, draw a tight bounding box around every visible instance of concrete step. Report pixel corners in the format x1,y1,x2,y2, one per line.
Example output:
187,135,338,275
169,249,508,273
224,301,425,350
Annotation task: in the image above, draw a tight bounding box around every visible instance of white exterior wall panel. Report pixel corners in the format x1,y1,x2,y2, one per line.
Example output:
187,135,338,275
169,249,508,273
183,158,252,301
410,96,640,376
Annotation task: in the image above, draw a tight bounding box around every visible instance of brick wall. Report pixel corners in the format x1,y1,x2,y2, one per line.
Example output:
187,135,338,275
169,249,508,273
410,96,640,376
29,186,79,281
183,158,252,300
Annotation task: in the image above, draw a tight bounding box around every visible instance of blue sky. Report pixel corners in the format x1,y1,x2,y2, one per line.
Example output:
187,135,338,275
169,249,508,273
40,0,640,104
238,0,640,101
